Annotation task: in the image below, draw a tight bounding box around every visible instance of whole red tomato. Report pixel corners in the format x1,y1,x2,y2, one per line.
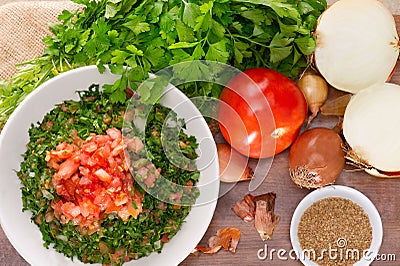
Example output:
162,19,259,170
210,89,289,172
218,68,307,158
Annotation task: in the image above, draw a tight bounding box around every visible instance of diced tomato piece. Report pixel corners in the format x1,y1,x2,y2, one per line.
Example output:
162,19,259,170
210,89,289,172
114,192,128,206
136,166,148,177
122,173,133,194
125,137,144,153
81,142,98,153
99,241,110,254
92,148,108,167
94,168,112,183
169,191,183,203
117,206,131,221
114,157,125,172
47,158,60,170
107,156,118,174
118,203,140,221
105,201,121,214
82,183,102,199
109,177,122,191
51,199,64,218
49,142,75,160
102,142,111,158
79,166,90,177
161,233,170,243
93,134,110,145
55,158,80,180
61,202,81,218
79,152,90,166
71,215,83,226
110,138,121,149
127,204,140,219
94,192,112,211
107,128,122,140
79,201,90,217
86,133,96,141
71,173,80,183
54,184,70,200
64,176,78,196
111,144,124,157
87,220,101,235
79,175,92,186
55,142,68,151
109,249,124,264
79,198,100,218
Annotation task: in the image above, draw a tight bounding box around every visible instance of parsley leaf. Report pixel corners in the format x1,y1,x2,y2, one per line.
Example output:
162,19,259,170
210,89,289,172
205,40,230,63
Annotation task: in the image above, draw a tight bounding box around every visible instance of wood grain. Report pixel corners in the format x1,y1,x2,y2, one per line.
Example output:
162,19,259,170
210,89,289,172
1,15,400,266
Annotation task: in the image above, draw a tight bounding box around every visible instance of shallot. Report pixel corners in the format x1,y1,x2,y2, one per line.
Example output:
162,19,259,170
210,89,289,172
289,127,345,188
217,143,253,183
297,70,328,126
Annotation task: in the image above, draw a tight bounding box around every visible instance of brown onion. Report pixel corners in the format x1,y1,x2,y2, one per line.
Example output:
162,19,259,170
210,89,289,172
289,127,345,189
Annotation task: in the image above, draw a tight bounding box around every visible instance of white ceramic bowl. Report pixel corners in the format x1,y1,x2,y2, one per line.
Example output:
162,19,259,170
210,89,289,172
290,185,383,266
0,65,220,265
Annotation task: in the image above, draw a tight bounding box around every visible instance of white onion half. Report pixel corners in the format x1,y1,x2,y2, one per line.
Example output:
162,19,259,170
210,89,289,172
343,83,400,173
314,0,399,94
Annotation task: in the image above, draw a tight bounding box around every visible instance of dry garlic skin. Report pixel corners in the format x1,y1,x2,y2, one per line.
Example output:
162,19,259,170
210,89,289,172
314,0,399,94
343,83,400,172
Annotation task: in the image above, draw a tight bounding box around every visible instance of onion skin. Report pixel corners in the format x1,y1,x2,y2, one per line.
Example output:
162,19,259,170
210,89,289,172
217,143,253,183
320,94,352,117
365,169,400,179
289,127,345,188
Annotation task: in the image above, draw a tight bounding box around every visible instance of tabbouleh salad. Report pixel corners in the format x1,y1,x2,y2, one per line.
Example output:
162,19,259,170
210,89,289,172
17,85,200,265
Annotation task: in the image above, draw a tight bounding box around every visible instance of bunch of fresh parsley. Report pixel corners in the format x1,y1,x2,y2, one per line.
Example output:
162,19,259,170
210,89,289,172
0,0,326,127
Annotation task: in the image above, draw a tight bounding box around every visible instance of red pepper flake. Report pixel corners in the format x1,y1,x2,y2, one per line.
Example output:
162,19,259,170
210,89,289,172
193,227,241,255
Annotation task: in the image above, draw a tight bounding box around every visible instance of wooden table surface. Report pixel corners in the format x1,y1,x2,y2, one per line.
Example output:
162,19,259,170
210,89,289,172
1,13,400,266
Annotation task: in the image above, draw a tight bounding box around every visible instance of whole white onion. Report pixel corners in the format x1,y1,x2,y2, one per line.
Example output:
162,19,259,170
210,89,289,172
314,0,399,94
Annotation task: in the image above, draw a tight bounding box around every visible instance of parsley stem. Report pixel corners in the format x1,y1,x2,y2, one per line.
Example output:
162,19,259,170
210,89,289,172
228,34,271,49
64,58,72,69
252,48,268,67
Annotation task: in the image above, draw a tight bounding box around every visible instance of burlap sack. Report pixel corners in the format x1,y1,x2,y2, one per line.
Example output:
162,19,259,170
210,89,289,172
0,1,80,80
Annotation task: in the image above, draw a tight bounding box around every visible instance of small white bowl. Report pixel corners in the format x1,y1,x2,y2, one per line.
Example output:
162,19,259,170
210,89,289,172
290,185,383,266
